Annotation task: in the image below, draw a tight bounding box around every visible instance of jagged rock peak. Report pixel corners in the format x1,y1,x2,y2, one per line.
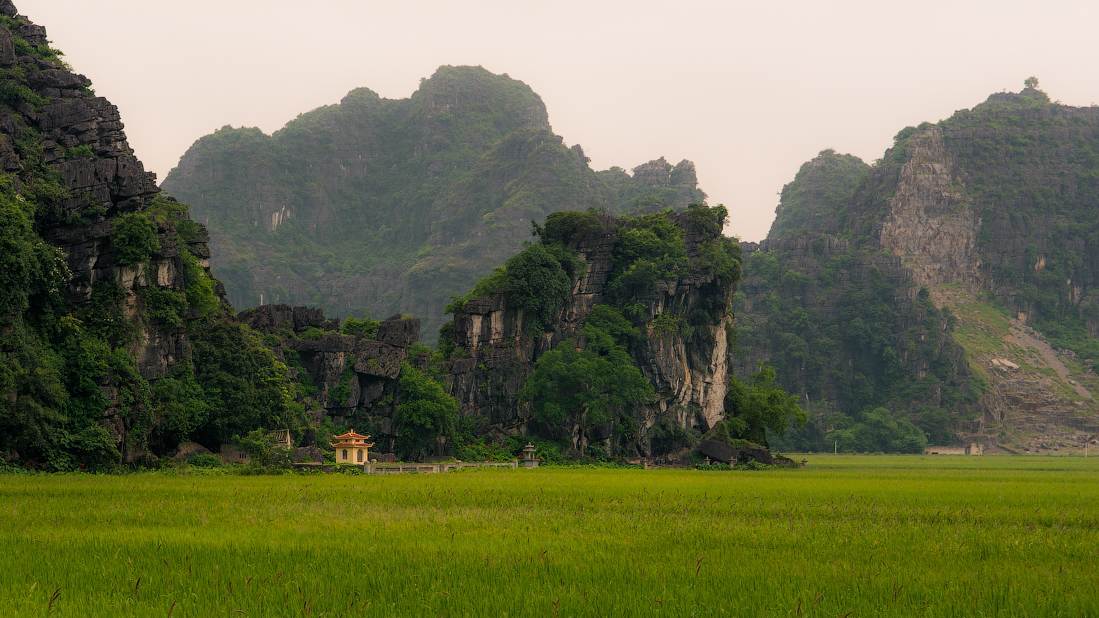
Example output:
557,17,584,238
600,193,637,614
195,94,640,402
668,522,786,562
413,64,550,129
631,157,699,188
163,64,708,342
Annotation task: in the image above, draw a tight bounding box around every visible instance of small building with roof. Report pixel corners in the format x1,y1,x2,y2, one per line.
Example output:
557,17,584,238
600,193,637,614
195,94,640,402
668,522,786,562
332,430,374,465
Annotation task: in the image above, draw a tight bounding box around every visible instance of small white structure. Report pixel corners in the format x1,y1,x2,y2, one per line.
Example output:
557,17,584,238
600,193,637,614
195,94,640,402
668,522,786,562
925,442,983,456
519,443,540,468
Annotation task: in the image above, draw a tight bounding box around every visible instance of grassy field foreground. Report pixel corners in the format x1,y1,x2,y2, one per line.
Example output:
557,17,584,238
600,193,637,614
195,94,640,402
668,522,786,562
1,456,1098,617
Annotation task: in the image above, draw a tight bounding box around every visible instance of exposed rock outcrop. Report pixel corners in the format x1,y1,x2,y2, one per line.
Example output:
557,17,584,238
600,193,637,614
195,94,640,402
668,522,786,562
0,5,227,459
243,307,423,450
879,127,981,291
443,208,736,456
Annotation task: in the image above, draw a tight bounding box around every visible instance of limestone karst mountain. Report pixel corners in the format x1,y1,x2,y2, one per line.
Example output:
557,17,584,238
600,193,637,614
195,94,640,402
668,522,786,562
439,205,742,458
0,0,729,468
738,83,1099,453
0,1,307,468
162,67,704,341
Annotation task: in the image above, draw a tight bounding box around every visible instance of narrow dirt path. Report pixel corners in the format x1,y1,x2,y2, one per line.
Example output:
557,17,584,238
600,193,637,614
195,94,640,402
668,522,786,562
1006,321,1092,400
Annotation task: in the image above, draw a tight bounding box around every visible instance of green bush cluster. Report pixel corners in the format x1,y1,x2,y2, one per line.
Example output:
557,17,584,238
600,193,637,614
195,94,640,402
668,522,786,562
607,211,688,303
141,287,187,329
112,212,159,265
341,316,380,339
447,242,582,333
719,365,806,447
827,407,928,454
394,362,459,461
181,248,220,318
521,305,654,457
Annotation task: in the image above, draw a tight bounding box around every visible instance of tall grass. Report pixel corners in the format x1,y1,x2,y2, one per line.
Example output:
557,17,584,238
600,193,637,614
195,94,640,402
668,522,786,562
1,455,1097,616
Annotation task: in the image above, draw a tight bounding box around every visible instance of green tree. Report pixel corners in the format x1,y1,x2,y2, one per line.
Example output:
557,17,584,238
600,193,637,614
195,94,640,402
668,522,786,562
112,212,159,265
237,428,293,469
189,322,303,447
722,365,806,447
149,364,210,451
394,362,459,461
827,407,927,453
521,311,654,456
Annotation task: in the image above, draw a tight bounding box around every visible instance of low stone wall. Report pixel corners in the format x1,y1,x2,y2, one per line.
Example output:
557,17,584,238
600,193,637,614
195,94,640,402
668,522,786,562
363,461,519,474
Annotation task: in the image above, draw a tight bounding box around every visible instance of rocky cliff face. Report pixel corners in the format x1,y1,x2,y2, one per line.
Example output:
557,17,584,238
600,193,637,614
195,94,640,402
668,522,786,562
869,89,1099,451
0,3,210,457
239,305,423,452
0,3,202,378
878,127,982,291
746,84,1099,453
442,206,737,456
0,3,304,468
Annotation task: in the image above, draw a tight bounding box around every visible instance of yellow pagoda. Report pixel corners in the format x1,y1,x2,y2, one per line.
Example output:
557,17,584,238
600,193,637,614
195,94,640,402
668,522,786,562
331,430,374,465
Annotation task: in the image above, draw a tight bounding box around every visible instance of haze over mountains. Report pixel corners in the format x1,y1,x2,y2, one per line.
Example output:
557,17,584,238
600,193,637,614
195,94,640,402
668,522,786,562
3,0,1099,470
19,0,1099,243
163,66,703,339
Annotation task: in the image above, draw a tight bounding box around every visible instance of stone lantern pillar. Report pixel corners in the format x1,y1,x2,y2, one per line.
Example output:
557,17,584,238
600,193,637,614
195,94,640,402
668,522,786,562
519,443,539,468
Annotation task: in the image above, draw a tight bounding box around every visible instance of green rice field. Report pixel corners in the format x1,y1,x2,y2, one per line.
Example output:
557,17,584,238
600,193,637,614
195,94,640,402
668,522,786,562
1,455,1098,617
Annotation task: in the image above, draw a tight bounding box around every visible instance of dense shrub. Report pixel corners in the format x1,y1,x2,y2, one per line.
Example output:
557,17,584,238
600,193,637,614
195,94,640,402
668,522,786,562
827,407,928,454
448,242,581,332
190,322,304,448
181,249,220,318
187,452,222,468
537,210,609,245
721,365,805,447
141,287,187,329
341,316,381,339
521,307,654,456
394,363,459,461
112,212,159,265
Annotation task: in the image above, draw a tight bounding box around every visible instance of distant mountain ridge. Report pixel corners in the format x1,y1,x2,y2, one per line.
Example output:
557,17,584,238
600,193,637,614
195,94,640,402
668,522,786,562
738,83,1099,453
163,66,704,340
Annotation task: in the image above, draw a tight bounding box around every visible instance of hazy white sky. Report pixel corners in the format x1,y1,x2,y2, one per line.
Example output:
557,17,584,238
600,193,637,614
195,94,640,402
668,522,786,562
19,0,1099,240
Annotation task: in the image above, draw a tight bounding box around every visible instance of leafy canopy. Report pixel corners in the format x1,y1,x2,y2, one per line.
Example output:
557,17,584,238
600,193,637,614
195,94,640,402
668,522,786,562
521,305,653,456
721,365,806,447
394,362,459,461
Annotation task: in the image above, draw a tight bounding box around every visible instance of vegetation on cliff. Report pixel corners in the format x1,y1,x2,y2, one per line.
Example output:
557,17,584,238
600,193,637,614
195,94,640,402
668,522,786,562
441,204,756,460
769,149,870,239
0,9,306,470
938,84,1099,371
521,305,654,456
742,81,1099,452
736,145,983,451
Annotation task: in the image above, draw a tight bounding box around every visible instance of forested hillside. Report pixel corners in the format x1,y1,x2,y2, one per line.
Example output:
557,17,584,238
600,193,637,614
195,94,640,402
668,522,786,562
739,82,1099,453
163,67,703,339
